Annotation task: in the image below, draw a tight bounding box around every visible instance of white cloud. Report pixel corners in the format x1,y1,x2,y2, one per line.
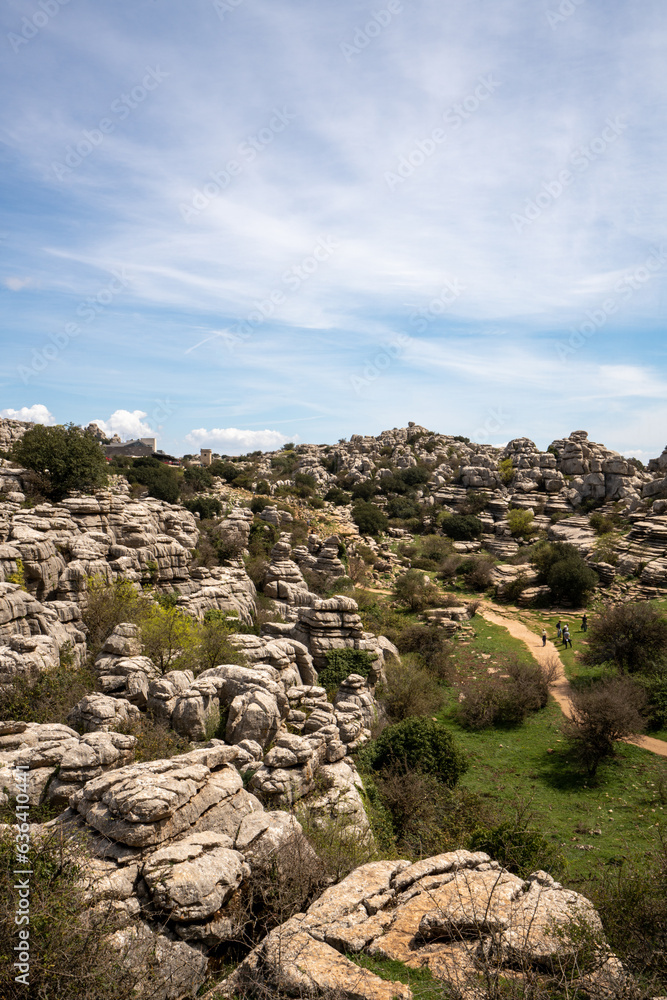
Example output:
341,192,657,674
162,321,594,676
92,410,155,440
185,427,296,454
3,277,32,291
0,404,55,424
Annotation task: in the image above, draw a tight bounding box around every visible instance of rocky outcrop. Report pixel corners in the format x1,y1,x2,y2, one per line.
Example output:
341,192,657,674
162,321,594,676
54,741,313,997
94,624,160,708
293,533,348,590
0,721,136,807
221,851,625,1000
264,596,397,676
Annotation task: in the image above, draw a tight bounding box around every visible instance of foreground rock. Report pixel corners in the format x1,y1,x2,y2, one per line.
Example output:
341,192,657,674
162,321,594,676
220,850,626,1000
52,741,315,999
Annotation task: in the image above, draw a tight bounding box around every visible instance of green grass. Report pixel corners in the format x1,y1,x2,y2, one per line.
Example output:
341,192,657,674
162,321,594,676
345,952,451,998
436,693,667,879
456,614,537,663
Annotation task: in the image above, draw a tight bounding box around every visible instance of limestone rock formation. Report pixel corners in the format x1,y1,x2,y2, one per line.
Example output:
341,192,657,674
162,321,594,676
221,851,625,1000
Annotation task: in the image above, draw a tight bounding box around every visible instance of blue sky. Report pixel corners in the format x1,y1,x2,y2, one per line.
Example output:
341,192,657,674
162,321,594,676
1,0,666,457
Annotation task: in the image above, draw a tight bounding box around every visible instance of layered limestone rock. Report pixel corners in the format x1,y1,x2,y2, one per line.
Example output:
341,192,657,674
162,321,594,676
54,741,313,997
0,583,86,690
94,624,160,708
263,535,316,605
0,721,136,807
293,533,348,591
264,596,397,675
221,851,625,1000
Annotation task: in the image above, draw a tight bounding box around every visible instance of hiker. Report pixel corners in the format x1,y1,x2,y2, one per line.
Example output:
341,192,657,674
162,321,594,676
563,628,572,649
556,620,562,639
581,614,587,632
542,629,547,646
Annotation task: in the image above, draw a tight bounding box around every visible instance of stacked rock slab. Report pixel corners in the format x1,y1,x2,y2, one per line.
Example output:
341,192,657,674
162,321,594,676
263,596,397,676
56,742,312,998
0,721,136,807
221,850,626,1000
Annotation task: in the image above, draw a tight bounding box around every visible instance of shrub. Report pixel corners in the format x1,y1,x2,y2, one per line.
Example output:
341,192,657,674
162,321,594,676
398,464,431,487
140,604,199,673
441,514,482,541
469,817,563,878
249,496,270,513
183,494,222,520
581,601,667,674
182,465,213,492
351,500,388,536
635,672,667,730
456,656,554,730
547,555,598,605
386,495,421,520
81,576,151,656
11,423,108,501
373,770,492,859
209,460,239,482
395,624,454,681
317,648,376,693
350,480,377,501
324,486,351,506
507,508,535,539
562,676,646,777
394,569,440,611
461,554,494,591
380,656,444,721
0,662,96,727
121,714,190,762
124,456,180,503
363,716,467,787
498,457,515,484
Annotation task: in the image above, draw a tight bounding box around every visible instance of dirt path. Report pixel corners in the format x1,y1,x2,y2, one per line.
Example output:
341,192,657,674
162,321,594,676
477,603,667,760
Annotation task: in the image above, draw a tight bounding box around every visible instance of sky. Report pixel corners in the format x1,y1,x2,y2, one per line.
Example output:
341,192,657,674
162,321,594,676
1,0,666,459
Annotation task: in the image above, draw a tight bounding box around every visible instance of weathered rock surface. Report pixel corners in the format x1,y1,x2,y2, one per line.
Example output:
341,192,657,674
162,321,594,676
221,851,623,1000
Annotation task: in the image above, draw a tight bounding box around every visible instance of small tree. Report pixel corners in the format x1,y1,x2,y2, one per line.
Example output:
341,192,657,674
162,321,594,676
582,601,667,674
140,604,198,673
82,576,151,656
507,508,535,539
394,569,439,611
124,457,180,503
11,423,108,501
563,677,646,777
351,500,388,536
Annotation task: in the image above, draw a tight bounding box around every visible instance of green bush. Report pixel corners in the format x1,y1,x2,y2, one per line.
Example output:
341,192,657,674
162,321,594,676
182,465,213,491
124,456,180,503
562,676,646,777
456,656,552,730
395,624,453,681
386,496,421,519
209,460,239,482
582,601,667,674
350,480,377,501
469,819,563,878
363,717,467,787
318,648,376,693
255,479,271,494
394,569,440,611
183,494,223,520
0,829,145,999
507,508,535,539
324,487,351,506
498,457,515,484
0,662,96,728
547,557,599,605
441,514,482,541
81,576,151,656
381,657,444,721
11,423,108,501
352,500,388,536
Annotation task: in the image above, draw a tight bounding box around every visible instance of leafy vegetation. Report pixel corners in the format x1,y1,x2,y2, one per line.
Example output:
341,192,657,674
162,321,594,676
11,423,108,501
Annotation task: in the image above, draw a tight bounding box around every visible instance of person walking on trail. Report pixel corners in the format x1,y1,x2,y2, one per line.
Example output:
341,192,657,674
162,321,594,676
556,620,562,639
563,628,572,649
581,614,588,632
542,629,547,646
